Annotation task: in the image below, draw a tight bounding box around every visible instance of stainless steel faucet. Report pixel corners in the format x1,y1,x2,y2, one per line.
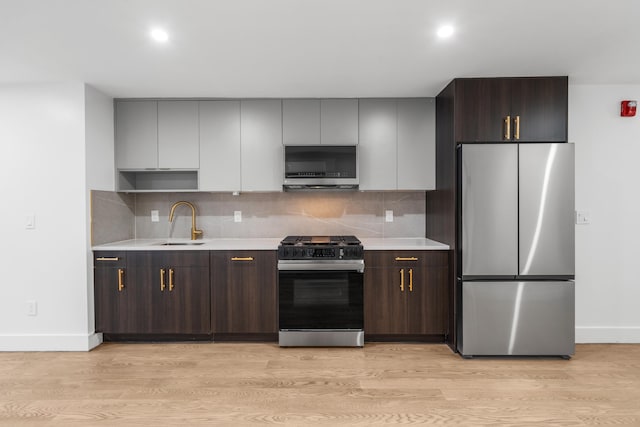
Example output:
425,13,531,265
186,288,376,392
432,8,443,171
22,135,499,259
168,201,203,240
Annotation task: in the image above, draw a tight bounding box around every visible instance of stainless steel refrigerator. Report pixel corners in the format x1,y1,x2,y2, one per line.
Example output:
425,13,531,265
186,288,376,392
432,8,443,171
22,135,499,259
457,143,575,357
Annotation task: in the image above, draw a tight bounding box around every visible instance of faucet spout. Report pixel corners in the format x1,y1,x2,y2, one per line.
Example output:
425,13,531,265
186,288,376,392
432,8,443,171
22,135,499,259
168,201,203,241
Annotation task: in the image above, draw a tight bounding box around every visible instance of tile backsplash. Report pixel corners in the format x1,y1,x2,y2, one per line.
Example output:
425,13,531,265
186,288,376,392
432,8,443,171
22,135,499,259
92,190,426,243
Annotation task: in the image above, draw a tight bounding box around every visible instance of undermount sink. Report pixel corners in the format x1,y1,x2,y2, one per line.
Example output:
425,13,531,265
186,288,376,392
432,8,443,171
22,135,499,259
159,241,206,246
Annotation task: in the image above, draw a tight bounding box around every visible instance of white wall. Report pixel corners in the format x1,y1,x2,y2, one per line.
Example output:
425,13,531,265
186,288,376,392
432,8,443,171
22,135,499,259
570,84,640,343
0,82,112,350
84,85,115,337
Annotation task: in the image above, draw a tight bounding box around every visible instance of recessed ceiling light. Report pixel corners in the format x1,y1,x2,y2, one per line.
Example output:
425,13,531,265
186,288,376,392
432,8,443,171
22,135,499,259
150,28,169,43
437,25,455,39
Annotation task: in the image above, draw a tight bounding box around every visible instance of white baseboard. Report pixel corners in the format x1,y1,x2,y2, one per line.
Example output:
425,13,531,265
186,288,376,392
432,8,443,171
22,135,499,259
576,327,640,343
0,332,103,351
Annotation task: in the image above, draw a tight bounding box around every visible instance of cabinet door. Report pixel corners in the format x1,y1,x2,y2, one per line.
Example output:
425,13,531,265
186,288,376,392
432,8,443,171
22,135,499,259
321,99,358,145
94,252,145,334
454,79,510,142
158,101,200,169
359,99,397,190
283,99,320,145
240,100,283,191
211,251,277,334
130,251,210,334
199,100,241,191
404,252,448,335
397,98,435,190
158,251,210,334
509,77,568,142
364,266,408,334
115,101,158,169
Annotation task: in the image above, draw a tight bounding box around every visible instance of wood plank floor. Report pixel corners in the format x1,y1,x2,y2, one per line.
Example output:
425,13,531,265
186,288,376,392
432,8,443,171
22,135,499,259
1,343,639,426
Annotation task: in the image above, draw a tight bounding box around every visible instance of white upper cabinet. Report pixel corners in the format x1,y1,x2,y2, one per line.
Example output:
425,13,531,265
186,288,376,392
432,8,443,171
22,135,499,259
240,100,283,191
282,99,358,145
397,99,435,190
320,99,358,145
283,99,320,145
359,98,435,191
359,99,397,190
158,101,199,169
199,100,241,192
115,100,199,170
115,101,158,169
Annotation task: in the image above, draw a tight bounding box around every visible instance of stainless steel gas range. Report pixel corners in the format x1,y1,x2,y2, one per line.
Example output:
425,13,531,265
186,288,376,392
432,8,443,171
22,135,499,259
277,235,364,347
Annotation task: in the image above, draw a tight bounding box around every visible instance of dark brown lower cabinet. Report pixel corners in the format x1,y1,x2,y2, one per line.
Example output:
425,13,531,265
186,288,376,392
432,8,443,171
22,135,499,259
211,251,277,339
94,251,210,336
364,250,449,340
94,251,140,333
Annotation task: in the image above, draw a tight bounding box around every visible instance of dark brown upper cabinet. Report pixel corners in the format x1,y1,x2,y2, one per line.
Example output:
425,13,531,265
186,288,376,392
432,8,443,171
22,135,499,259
454,77,568,143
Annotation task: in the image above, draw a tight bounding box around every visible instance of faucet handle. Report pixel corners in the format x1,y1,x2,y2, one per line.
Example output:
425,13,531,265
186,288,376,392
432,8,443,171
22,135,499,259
191,228,203,241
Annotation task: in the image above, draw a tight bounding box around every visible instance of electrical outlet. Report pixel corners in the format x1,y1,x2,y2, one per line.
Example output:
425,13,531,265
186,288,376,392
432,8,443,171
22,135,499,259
575,210,591,225
26,300,37,316
385,210,394,222
234,211,242,222
151,210,159,222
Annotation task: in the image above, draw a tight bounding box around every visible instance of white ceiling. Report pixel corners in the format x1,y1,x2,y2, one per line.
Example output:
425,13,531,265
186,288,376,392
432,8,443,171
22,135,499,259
2,0,639,98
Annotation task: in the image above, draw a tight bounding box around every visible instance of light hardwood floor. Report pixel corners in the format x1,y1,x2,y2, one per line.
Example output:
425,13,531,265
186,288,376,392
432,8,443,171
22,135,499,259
1,343,639,426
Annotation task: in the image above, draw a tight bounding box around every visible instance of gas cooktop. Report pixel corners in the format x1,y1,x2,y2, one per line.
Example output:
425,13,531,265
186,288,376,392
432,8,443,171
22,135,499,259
278,235,363,260
279,235,362,246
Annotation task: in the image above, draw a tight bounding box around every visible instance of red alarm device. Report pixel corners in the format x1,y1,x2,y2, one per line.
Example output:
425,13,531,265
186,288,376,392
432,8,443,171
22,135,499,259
621,100,637,117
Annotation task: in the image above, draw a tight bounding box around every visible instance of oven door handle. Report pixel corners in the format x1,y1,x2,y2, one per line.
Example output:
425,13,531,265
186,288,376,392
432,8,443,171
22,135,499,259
277,260,365,273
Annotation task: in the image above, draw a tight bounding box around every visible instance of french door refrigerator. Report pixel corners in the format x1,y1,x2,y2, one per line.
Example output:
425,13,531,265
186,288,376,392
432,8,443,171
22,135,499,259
457,143,575,357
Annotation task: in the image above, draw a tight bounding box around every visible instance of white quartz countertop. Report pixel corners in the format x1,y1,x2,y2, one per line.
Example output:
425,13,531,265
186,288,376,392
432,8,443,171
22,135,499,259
360,238,449,251
93,237,449,251
92,238,283,251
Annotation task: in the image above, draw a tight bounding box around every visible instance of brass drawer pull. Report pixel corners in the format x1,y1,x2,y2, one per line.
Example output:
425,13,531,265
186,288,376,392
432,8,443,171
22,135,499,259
514,115,520,140
395,257,418,261
400,269,405,292
504,115,511,140
117,269,125,291
409,268,413,292
231,257,254,261
160,268,166,291
96,257,119,261
169,268,175,291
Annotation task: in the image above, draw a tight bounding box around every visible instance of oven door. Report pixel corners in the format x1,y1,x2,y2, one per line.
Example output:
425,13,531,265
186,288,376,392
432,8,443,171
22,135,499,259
278,266,364,346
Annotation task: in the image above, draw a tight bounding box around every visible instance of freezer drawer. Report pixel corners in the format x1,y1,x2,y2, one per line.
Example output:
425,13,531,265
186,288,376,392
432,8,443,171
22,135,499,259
459,281,574,357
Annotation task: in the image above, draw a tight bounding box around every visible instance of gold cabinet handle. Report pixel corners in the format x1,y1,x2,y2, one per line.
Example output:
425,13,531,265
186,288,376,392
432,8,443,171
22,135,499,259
514,115,520,140
160,268,166,291
395,257,418,261
400,269,405,292
409,268,413,292
231,257,254,261
96,257,119,261
169,268,175,291
504,115,511,140
117,268,125,292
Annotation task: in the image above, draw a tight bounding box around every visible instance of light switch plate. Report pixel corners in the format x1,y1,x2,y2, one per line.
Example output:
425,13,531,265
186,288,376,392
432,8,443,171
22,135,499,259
234,211,242,222
25,214,35,229
151,210,159,222
385,210,393,222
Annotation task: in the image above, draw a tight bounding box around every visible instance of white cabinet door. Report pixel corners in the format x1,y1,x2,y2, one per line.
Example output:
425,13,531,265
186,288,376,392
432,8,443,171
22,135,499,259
321,99,358,145
397,98,435,190
158,101,200,169
358,99,397,190
115,101,158,169
199,101,241,191
240,100,283,191
283,99,320,145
